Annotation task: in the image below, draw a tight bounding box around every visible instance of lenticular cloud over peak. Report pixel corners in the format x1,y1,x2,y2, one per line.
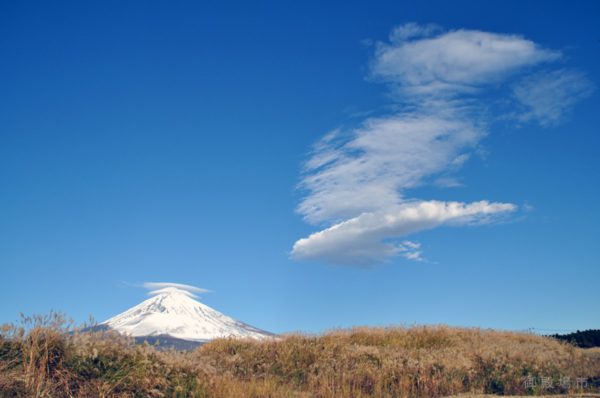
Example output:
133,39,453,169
291,23,591,266
143,282,210,297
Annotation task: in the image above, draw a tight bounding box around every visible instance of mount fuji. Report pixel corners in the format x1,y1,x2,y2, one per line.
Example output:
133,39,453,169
101,285,274,349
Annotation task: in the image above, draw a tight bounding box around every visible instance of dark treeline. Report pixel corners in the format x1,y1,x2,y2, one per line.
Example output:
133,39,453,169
551,329,600,348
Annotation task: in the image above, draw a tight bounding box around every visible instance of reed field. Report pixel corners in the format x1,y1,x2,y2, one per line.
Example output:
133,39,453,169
1,314,599,397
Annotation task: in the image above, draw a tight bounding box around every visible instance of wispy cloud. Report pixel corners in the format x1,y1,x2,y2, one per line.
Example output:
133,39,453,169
388,22,441,43
512,69,594,126
298,110,483,225
143,282,211,297
397,240,423,262
434,177,463,188
292,23,591,266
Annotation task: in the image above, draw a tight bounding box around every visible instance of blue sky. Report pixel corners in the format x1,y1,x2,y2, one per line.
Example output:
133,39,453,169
1,1,599,334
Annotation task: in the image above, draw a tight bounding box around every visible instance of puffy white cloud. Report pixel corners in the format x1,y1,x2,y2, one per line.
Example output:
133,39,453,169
292,201,516,265
372,27,560,97
513,69,594,126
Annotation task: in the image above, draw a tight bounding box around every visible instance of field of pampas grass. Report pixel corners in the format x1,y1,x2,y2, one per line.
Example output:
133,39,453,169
1,314,599,397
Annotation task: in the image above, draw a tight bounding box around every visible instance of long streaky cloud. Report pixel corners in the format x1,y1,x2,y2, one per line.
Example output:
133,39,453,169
292,23,592,266
293,201,515,266
143,282,211,297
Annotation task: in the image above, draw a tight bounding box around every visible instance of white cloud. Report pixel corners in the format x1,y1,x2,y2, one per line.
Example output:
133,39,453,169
298,110,481,224
513,69,594,126
372,27,560,97
397,240,423,261
143,282,210,297
388,22,440,43
434,177,463,188
292,23,590,266
292,201,516,265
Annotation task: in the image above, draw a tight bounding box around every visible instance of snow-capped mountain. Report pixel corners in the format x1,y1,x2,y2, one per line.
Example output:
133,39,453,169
102,286,274,346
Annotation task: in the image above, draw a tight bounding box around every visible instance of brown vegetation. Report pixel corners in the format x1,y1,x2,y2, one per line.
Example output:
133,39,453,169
1,313,599,397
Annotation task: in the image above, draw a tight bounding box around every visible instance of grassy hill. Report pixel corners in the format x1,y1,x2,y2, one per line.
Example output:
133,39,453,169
1,315,599,397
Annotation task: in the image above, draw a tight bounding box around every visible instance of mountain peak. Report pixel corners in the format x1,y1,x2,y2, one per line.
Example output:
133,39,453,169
103,287,274,343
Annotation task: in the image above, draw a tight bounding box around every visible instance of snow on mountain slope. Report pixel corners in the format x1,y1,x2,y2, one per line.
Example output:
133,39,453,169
103,287,273,342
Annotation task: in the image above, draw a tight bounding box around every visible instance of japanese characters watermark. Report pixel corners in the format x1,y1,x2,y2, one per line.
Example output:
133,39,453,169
522,375,590,390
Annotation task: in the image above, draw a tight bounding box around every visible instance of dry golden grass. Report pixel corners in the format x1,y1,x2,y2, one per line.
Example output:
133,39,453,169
1,314,599,397
448,395,600,397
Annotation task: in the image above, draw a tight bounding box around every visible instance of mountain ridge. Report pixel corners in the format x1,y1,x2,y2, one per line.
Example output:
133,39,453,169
101,287,274,348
